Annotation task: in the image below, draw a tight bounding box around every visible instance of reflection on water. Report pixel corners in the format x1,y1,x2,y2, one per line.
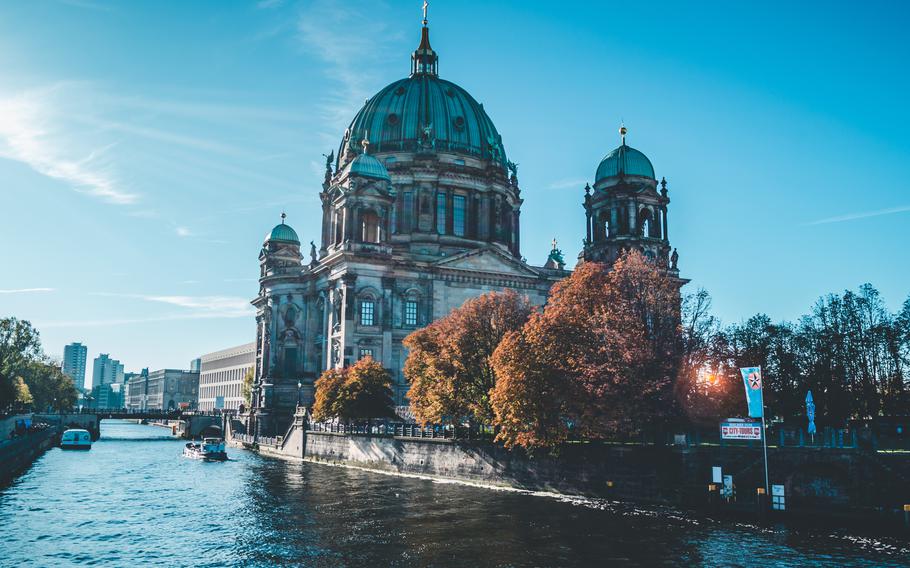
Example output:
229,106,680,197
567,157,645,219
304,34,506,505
0,420,907,567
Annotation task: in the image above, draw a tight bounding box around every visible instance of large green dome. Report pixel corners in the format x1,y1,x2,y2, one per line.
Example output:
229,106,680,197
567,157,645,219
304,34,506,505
595,144,655,182
338,26,507,169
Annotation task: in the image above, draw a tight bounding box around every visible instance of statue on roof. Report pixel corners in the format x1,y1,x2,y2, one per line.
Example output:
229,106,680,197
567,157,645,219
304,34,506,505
544,237,566,270
506,161,519,184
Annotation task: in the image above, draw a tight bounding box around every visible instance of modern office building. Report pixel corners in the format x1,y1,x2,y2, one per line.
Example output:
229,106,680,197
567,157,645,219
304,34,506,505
92,354,125,388
198,342,255,411
62,342,88,390
189,358,202,373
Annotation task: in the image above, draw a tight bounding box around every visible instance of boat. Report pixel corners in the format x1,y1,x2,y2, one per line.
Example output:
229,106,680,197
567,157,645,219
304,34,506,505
60,429,92,450
183,437,227,461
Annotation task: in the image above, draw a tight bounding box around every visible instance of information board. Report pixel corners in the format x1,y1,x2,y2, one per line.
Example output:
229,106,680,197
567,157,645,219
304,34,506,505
720,420,762,440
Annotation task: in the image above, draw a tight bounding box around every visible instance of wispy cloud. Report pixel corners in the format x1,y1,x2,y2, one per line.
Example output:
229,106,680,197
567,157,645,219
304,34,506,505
175,226,194,238
141,295,253,316
56,0,113,12
0,287,55,294
296,0,402,136
0,88,138,204
39,311,252,329
806,205,910,226
547,178,588,190
89,292,255,320
257,0,286,9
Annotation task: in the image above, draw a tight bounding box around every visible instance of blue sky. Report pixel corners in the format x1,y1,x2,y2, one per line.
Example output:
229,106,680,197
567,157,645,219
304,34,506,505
1,0,908,379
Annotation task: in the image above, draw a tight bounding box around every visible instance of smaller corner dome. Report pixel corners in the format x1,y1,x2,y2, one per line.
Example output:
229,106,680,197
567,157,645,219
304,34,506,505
349,152,391,182
595,144,655,182
266,222,299,244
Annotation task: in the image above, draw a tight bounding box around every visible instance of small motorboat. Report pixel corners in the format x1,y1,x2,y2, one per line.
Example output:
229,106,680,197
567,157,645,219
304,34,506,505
183,437,227,461
60,429,92,450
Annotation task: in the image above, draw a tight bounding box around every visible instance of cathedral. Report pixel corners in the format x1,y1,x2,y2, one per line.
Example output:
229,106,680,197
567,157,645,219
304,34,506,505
246,14,682,436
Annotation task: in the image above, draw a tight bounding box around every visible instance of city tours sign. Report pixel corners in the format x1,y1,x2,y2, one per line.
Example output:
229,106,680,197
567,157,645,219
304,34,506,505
720,418,762,440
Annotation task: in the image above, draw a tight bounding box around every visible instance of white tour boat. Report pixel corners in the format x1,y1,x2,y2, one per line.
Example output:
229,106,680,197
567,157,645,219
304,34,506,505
183,438,227,461
60,429,92,450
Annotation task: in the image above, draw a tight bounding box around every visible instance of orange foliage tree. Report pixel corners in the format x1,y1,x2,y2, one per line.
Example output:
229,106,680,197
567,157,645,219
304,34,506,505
311,357,395,421
404,289,534,425
490,250,683,449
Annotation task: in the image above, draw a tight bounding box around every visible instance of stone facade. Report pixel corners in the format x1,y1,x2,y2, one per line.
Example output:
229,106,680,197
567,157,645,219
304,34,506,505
246,20,681,437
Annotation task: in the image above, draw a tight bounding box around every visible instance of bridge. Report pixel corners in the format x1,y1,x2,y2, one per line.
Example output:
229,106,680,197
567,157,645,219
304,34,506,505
36,409,230,440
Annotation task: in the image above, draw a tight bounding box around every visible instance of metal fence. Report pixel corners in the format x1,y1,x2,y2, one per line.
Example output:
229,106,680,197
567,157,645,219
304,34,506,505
308,420,490,440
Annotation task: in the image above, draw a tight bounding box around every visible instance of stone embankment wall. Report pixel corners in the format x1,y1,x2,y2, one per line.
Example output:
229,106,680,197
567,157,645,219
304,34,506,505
300,432,910,519
226,414,910,521
0,427,58,484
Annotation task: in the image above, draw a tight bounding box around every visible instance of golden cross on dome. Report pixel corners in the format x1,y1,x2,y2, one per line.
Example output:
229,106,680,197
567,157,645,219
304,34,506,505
422,1,428,25
551,237,558,251
361,131,370,154
280,211,286,223
619,121,627,145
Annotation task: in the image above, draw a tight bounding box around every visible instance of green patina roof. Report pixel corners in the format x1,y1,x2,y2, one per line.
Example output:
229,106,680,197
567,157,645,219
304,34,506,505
350,152,391,181
340,75,508,168
595,144,655,182
266,222,299,244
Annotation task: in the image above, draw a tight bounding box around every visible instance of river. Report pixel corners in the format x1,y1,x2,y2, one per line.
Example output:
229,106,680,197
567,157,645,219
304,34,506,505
0,420,907,567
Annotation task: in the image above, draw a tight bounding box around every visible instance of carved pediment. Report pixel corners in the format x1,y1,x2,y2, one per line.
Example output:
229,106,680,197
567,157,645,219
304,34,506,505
434,247,540,278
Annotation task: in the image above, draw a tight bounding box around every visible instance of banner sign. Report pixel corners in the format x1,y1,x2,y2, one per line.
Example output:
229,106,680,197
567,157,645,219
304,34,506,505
740,366,764,418
720,419,762,440
805,390,816,435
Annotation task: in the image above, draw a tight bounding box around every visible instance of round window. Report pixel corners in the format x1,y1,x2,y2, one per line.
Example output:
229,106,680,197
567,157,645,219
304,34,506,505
387,113,400,126
453,116,465,130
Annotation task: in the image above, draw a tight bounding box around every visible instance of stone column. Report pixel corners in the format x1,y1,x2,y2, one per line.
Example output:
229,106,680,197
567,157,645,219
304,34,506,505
512,208,521,256
662,207,669,241
381,277,394,370
628,202,637,236
585,207,592,243
352,205,361,243
320,198,330,254
343,206,353,242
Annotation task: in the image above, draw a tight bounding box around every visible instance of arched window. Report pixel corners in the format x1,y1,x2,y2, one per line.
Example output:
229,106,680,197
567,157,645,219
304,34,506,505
361,210,380,243
639,208,654,238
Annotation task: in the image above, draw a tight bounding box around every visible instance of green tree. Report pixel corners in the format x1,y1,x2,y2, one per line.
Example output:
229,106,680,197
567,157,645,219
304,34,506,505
0,318,42,410
20,359,78,412
241,367,255,405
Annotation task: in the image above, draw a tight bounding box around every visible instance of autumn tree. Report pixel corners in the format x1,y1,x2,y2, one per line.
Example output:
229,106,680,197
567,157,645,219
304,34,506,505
491,251,683,449
311,357,395,421
404,289,534,425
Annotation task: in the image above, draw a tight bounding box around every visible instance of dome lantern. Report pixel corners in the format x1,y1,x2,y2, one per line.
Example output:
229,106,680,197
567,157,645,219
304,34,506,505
411,1,438,77
595,124,655,183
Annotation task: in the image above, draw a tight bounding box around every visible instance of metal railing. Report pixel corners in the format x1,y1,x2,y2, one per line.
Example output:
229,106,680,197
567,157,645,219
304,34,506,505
308,420,489,440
